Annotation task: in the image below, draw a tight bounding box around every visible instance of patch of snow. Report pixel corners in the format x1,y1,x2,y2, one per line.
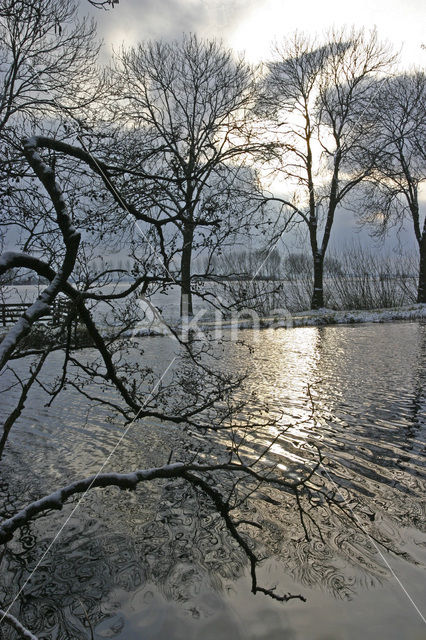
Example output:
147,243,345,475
0,251,28,268
0,609,38,640
0,317,30,361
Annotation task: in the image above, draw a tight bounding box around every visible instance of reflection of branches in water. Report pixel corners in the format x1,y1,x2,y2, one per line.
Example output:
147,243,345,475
0,437,422,640
181,470,306,603
1,329,425,637
1,427,418,640
0,353,49,459
0,474,421,640
407,323,426,434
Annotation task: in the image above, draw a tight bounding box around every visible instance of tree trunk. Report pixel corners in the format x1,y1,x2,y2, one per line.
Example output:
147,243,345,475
180,224,194,317
311,253,324,309
417,229,426,303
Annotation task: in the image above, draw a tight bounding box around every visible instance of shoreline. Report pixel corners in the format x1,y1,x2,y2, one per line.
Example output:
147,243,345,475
127,303,426,337
1,304,425,343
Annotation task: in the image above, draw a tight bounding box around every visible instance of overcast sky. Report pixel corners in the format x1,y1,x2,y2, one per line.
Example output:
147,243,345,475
86,0,426,68
83,0,425,253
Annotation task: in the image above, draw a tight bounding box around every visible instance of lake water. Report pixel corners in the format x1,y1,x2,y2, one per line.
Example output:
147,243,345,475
0,321,425,639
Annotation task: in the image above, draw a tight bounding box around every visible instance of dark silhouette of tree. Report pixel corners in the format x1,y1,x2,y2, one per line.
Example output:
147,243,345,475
1,14,419,638
258,29,395,308
0,13,322,632
88,0,119,7
355,72,426,303
109,34,266,317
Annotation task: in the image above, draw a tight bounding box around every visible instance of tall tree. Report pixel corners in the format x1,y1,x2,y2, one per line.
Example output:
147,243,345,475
259,29,395,308
110,34,264,317
356,72,426,303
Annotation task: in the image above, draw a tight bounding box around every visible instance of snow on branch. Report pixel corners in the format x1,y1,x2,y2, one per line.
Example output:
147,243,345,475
0,460,308,605
0,253,243,424
0,139,81,370
0,460,304,545
0,462,184,544
0,253,158,415
21,137,80,262
0,609,38,640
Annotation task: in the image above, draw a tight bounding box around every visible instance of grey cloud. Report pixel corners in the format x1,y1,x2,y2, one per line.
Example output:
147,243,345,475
88,0,258,53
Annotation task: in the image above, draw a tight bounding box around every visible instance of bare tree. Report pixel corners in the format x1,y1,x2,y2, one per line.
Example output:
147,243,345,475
0,0,105,227
0,0,102,135
109,34,267,317
258,29,395,308
355,72,426,302
0,8,316,639
0,139,418,640
0,50,312,628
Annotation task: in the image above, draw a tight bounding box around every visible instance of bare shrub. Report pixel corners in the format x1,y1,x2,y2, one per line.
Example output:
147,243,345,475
326,248,417,310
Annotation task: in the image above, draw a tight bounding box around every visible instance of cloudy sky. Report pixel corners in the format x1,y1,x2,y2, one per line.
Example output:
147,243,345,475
84,0,425,252
87,0,425,68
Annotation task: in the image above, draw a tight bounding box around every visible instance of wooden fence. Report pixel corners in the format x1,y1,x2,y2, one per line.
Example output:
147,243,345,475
0,298,73,327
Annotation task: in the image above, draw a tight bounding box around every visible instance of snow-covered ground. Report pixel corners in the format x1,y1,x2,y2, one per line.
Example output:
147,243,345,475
126,303,426,338
275,304,426,327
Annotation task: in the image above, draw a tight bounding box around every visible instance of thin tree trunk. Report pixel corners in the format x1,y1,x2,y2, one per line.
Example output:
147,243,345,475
311,252,324,309
180,224,194,317
417,225,426,303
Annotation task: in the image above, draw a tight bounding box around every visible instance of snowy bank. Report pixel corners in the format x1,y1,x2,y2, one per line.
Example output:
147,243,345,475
1,304,425,344
127,303,426,337
274,303,426,328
